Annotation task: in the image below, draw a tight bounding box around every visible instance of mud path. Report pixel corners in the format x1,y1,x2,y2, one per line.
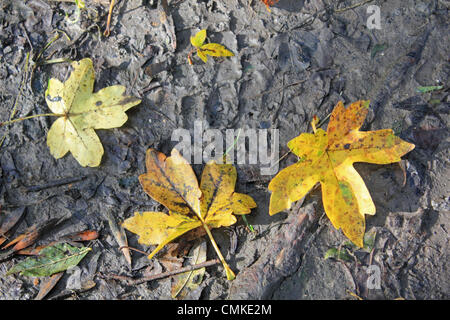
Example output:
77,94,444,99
0,0,448,299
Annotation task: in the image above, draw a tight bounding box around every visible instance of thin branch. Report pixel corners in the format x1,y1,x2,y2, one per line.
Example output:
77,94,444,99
104,0,117,37
0,113,61,127
102,258,220,285
26,175,88,192
335,0,374,13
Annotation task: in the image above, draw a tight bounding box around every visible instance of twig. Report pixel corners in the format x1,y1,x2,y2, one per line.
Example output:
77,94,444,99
0,113,62,127
102,258,220,285
251,79,307,99
147,108,177,128
0,52,31,148
290,0,374,32
34,33,60,65
139,82,162,95
104,211,132,269
118,245,148,256
26,175,88,192
334,0,374,13
269,149,291,170
48,0,109,3
316,112,332,129
103,0,116,37
38,58,73,66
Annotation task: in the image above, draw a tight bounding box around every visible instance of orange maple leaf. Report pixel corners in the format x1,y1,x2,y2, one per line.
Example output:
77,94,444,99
262,0,279,12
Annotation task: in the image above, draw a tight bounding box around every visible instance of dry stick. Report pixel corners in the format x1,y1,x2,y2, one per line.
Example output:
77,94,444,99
34,33,60,66
119,245,148,256
334,0,374,13
0,52,31,148
105,259,220,285
269,149,291,170
105,211,132,268
187,48,196,65
48,0,109,3
148,108,178,128
0,113,62,127
104,0,116,37
251,79,307,99
290,0,373,32
28,31,69,92
39,58,73,65
316,112,332,129
26,175,88,192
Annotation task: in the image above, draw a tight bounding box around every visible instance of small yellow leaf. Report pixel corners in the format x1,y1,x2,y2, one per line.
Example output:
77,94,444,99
190,29,234,64
197,48,208,63
200,43,234,57
190,29,207,48
45,58,141,167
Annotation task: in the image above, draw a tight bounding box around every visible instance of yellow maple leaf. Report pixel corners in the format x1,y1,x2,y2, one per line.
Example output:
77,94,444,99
190,29,207,48
189,29,234,63
45,58,141,167
268,100,415,247
122,148,256,280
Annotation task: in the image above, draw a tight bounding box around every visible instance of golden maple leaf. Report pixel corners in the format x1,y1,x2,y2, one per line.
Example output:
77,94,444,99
45,58,141,167
123,148,256,280
190,29,234,63
269,100,415,247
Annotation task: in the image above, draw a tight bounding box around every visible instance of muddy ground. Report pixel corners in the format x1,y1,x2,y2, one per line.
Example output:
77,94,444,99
0,0,449,300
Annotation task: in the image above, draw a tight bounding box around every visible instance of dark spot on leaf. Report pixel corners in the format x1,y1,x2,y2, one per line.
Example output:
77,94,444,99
344,144,350,149
96,101,102,106
46,95,62,102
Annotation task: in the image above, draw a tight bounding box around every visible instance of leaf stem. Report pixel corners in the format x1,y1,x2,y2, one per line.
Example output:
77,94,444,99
104,0,116,37
0,113,61,127
197,217,235,280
